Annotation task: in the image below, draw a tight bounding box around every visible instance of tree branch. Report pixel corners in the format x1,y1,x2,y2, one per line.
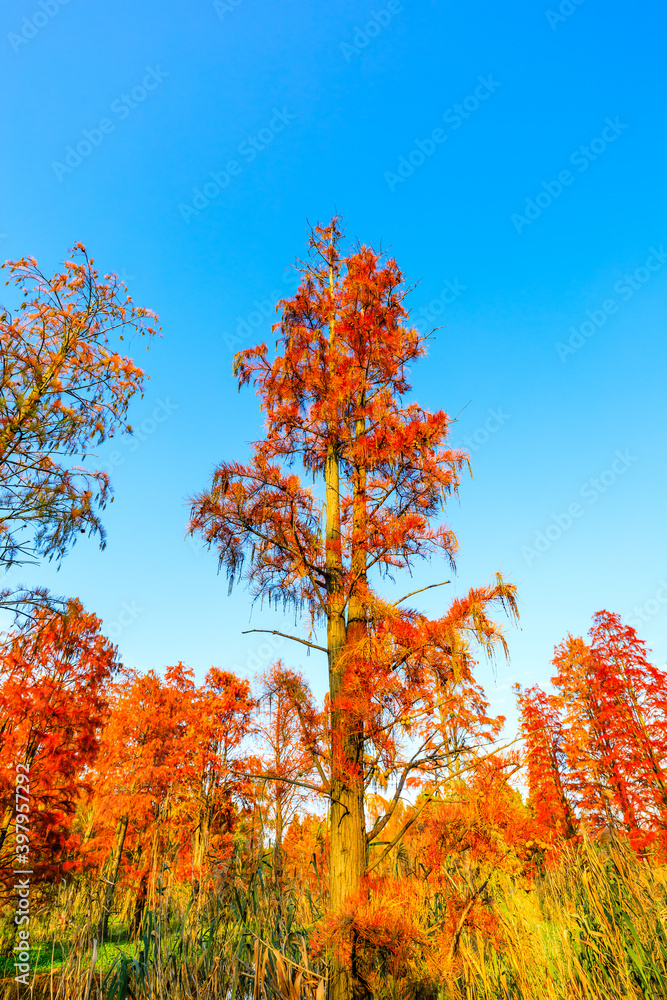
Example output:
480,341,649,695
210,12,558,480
365,739,519,873
391,581,451,607
241,629,327,654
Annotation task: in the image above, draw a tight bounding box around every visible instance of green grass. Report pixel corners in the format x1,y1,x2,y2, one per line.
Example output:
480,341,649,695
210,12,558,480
0,924,143,977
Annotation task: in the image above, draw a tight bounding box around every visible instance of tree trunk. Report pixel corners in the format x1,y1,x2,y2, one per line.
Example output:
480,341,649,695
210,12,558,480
326,427,366,1000
274,783,285,895
131,871,148,937
324,264,369,999
97,814,129,943
193,800,211,875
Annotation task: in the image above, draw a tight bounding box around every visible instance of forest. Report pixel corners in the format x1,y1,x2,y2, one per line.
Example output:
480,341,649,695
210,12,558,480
1,222,667,1000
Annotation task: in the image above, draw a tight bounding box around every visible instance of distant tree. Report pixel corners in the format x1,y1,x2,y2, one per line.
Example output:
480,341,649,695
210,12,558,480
553,611,667,848
518,611,667,853
189,219,517,1000
84,661,256,937
515,683,578,840
0,601,118,897
0,245,157,617
254,662,318,893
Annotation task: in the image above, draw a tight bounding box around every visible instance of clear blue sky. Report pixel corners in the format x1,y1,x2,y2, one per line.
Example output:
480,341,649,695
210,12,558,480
2,0,666,734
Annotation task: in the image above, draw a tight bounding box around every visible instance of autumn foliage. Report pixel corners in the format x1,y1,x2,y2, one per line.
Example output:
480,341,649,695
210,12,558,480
0,245,157,620
2,231,667,1000
0,601,118,894
187,220,523,998
517,610,667,854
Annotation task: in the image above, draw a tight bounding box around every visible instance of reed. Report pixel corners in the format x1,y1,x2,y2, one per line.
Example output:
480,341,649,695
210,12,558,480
2,837,666,999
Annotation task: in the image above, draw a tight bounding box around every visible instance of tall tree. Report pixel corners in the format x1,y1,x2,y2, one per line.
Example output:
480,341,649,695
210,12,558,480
85,661,256,936
254,662,318,893
0,245,157,616
189,219,517,1000
552,611,667,846
515,683,578,840
0,600,118,896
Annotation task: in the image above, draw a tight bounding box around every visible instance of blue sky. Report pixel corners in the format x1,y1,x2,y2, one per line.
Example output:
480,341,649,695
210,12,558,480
1,0,666,733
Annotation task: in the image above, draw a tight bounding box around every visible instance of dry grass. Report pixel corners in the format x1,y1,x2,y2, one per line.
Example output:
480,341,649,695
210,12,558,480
2,838,666,999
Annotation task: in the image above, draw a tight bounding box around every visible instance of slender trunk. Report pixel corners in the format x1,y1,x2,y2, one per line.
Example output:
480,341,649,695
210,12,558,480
327,415,368,999
131,871,148,937
347,411,368,865
274,787,284,894
325,255,366,1000
97,814,129,943
193,800,211,874
548,748,578,839
0,806,13,857
344,415,370,999
614,665,667,822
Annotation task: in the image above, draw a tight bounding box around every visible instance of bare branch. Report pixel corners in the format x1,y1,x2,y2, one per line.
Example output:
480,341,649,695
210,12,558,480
391,580,451,608
241,629,327,654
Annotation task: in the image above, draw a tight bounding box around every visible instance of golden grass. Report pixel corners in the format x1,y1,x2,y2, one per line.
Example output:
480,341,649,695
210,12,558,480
3,838,666,999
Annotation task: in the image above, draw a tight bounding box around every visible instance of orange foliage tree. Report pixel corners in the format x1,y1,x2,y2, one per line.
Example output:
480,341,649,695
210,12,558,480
84,661,256,938
0,245,157,616
518,610,667,852
0,601,119,896
254,662,319,893
321,756,542,999
514,683,578,841
189,219,517,1000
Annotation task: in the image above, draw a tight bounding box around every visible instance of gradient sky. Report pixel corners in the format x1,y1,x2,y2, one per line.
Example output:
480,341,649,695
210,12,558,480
1,0,666,734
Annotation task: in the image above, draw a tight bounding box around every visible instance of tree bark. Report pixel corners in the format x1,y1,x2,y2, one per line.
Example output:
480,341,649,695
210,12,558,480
97,813,129,943
327,397,368,1000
